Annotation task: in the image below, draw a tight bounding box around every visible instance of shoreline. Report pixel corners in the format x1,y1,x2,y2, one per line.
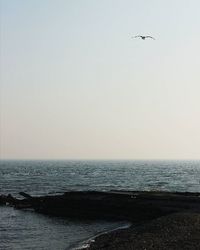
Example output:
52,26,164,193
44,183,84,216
1,190,200,249
87,212,200,250
73,223,132,250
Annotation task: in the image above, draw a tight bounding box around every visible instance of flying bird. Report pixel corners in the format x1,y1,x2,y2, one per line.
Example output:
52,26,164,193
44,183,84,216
133,35,155,40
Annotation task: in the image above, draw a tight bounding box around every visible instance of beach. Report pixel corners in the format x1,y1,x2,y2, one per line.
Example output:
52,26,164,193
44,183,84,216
2,190,200,250
2,0,200,249
1,160,200,249
87,212,200,250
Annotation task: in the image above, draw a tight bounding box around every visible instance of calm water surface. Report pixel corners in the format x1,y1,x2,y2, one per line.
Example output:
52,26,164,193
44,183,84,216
0,160,200,249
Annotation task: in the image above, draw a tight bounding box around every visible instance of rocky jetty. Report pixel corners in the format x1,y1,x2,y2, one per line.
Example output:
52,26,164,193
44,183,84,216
1,190,200,222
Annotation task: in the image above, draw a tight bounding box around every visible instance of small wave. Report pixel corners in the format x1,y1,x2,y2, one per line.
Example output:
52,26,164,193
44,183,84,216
72,222,131,250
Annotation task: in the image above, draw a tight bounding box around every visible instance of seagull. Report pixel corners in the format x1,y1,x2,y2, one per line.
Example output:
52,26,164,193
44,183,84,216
133,35,155,40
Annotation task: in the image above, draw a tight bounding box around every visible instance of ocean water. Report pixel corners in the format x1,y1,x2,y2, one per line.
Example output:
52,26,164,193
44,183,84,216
0,160,200,249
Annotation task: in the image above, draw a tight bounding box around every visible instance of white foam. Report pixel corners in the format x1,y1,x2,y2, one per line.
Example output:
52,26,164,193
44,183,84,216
74,222,131,250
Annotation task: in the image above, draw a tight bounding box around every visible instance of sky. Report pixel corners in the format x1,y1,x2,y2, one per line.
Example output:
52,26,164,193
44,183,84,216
1,0,200,160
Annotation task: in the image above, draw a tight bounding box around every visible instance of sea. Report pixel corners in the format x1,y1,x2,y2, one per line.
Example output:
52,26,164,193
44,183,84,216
0,160,200,250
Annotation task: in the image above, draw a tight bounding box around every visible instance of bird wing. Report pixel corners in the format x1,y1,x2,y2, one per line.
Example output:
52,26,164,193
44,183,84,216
133,35,142,38
145,36,155,40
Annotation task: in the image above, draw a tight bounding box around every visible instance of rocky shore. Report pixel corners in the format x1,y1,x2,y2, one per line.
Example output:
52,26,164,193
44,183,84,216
1,190,200,249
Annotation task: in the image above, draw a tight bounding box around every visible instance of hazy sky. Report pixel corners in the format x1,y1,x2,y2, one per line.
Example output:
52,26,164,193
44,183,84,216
1,0,200,159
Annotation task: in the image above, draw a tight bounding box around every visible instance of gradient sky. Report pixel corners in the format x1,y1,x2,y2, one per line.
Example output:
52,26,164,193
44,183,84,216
1,0,200,159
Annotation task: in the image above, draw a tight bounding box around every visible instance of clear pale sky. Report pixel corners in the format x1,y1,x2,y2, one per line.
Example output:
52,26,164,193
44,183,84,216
1,0,200,159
